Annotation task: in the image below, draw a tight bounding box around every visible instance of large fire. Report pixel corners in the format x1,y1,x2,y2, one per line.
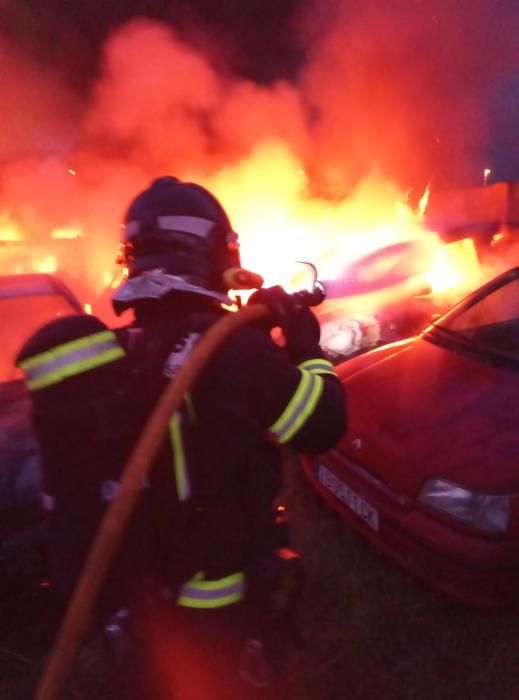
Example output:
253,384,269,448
208,141,485,314
0,139,488,326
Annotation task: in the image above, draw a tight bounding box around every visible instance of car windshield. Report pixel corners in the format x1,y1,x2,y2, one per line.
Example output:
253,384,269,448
0,294,77,382
432,276,519,362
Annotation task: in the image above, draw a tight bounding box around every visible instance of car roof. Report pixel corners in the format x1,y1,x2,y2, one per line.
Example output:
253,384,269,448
0,273,83,312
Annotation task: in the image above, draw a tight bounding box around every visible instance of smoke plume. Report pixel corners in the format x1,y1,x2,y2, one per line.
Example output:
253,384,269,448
0,1,517,317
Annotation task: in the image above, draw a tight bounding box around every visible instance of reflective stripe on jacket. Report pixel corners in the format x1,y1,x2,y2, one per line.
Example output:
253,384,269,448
268,357,336,444
168,393,196,502
19,330,125,390
177,570,245,609
298,358,337,377
169,407,191,502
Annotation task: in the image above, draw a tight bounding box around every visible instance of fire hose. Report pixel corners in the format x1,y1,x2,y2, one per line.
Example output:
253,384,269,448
35,286,324,700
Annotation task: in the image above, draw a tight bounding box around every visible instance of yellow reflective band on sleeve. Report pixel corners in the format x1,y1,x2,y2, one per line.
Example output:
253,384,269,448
298,358,337,377
19,331,125,391
269,369,324,444
169,411,191,502
177,571,245,609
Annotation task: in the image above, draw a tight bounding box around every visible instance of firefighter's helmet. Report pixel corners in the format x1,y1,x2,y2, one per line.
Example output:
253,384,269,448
113,176,242,311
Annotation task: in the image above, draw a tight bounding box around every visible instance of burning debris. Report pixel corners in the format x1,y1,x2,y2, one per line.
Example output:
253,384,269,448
320,314,381,362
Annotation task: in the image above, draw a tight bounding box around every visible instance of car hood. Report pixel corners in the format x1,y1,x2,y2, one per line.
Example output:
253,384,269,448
0,381,41,509
339,334,519,494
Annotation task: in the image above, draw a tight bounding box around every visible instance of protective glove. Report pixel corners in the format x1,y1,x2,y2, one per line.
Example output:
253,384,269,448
247,286,322,362
247,286,294,329
283,304,321,363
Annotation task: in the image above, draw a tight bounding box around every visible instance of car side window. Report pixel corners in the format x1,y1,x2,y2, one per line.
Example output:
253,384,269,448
439,278,519,359
446,279,519,332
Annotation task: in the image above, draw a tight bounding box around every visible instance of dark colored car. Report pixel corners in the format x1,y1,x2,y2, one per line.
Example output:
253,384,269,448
305,267,519,608
0,274,83,576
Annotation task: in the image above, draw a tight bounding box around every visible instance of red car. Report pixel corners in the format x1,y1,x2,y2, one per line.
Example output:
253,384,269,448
305,267,519,608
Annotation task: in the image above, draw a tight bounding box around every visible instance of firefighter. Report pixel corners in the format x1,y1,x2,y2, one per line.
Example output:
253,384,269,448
17,176,346,699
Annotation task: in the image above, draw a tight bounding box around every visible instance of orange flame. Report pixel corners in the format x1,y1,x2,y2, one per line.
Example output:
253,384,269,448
0,215,22,242
208,141,440,291
417,183,431,217
0,140,486,321
33,254,58,274
423,238,481,295
51,226,82,240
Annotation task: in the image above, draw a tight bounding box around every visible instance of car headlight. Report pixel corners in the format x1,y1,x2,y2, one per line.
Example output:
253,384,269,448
418,478,510,534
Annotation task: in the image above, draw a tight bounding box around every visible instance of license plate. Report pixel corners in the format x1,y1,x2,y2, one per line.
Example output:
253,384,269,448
316,463,380,532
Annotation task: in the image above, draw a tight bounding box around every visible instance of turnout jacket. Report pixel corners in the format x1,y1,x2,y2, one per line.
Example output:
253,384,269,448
17,296,346,612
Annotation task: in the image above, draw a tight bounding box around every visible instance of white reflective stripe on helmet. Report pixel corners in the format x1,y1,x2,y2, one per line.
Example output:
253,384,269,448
157,215,216,238
177,571,245,609
123,216,216,240
269,370,324,444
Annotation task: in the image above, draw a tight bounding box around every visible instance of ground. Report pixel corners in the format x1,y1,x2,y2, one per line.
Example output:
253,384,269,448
284,459,519,700
2,457,519,699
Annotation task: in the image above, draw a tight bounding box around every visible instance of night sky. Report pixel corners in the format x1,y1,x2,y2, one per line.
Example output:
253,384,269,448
1,0,308,84
1,0,519,188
